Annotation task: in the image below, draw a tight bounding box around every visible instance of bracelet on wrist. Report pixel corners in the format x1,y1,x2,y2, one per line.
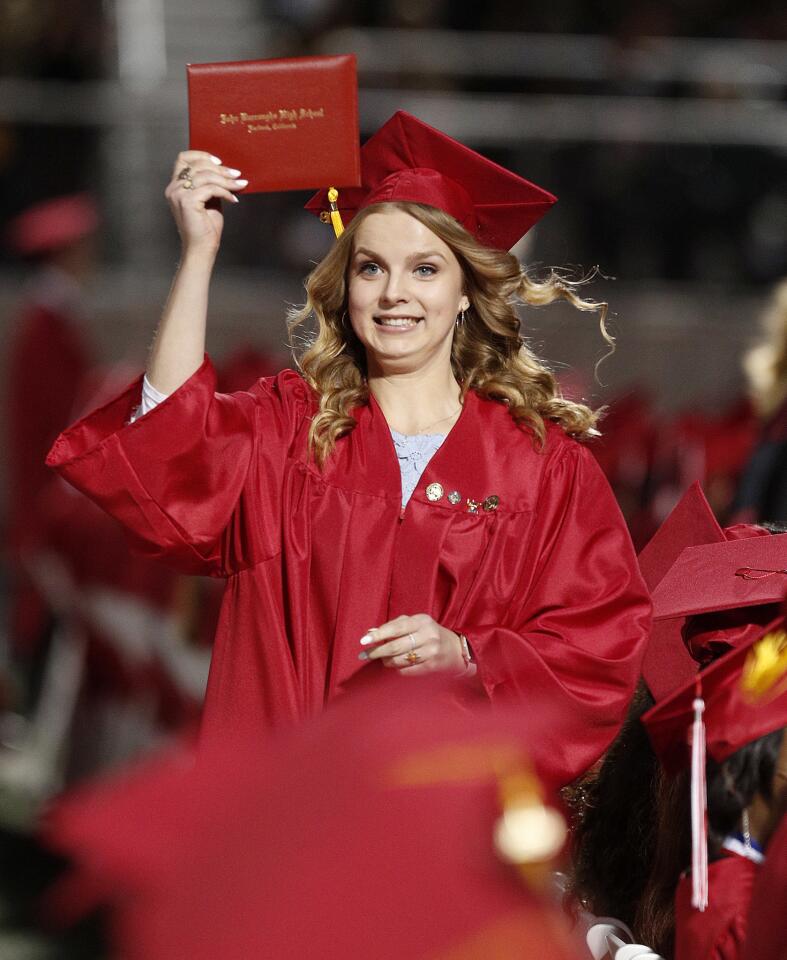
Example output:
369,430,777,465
456,631,474,671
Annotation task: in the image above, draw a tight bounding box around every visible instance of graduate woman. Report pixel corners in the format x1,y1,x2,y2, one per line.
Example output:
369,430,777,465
47,112,651,785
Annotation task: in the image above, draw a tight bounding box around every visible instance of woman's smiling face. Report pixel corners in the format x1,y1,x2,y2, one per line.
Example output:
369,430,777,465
346,207,469,374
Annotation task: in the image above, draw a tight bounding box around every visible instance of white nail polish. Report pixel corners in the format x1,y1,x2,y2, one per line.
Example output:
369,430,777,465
359,633,376,646
227,168,242,177
234,179,248,187
231,195,239,203
210,155,223,165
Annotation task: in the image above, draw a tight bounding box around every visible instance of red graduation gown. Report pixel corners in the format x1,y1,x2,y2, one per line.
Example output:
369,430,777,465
47,358,651,785
674,853,758,960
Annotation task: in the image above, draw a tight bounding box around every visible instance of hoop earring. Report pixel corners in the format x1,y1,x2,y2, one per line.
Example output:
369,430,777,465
742,808,752,849
341,310,350,329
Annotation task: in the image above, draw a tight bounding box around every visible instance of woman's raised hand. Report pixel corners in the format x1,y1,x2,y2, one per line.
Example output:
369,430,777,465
147,152,247,393
165,151,248,256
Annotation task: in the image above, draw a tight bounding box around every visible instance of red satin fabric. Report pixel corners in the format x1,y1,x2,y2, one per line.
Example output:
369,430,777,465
47,358,651,785
674,853,758,960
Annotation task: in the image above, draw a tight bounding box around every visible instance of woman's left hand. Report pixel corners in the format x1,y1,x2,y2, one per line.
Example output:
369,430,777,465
360,614,466,675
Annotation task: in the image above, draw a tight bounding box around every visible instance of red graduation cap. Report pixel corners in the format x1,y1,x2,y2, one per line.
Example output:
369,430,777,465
637,482,724,701
43,675,580,960
652,533,786,666
305,111,557,251
6,193,99,256
637,483,785,701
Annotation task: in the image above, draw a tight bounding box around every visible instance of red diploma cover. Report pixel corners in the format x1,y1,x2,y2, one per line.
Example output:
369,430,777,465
187,54,361,194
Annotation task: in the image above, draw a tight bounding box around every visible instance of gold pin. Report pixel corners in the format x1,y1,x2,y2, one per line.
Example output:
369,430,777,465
483,495,500,512
426,482,444,502
448,490,462,505
467,499,480,514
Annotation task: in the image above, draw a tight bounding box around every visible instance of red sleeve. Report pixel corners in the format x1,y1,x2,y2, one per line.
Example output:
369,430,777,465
46,357,312,577
464,439,651,785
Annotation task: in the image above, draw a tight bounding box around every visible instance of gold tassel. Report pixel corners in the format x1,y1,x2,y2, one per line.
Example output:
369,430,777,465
327,187,344,237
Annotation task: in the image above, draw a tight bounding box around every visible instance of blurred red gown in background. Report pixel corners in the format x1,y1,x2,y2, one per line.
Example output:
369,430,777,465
6,195,99,565
7,280,93,655
8,270,91,557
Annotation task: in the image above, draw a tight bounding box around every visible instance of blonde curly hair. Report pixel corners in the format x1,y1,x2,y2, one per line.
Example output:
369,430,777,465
743,278,787,418
288,201,611,466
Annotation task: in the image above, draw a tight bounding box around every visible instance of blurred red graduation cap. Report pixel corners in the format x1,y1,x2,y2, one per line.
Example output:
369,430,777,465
305,110,557,252
43,675,580,960
6,193,99,257
637,482,786,701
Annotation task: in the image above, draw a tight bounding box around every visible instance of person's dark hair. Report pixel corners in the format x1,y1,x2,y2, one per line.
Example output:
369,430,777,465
759,521,787,534
706,729,784,860
635,769,690,959
566,682,689,957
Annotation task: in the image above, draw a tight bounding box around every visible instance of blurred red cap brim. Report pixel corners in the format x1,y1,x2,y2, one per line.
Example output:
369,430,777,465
6,193,99,256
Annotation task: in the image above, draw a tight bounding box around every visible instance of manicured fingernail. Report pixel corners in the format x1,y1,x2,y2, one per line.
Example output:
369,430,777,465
359,632,376,646
230,195,239,203
226,167,242,177
210,155,223,165
233,179,248,188
358,651,369,661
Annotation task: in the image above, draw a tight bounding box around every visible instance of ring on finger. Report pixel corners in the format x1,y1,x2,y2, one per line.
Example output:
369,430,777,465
405,650,421,665
177,166,194,189
408,633,416,651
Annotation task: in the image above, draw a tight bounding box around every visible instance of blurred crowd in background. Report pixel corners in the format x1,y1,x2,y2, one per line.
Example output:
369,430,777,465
0,1,786,957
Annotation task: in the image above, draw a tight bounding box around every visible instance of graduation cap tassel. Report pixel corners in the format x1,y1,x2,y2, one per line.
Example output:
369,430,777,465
327,187,344,237
690,678,709,911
